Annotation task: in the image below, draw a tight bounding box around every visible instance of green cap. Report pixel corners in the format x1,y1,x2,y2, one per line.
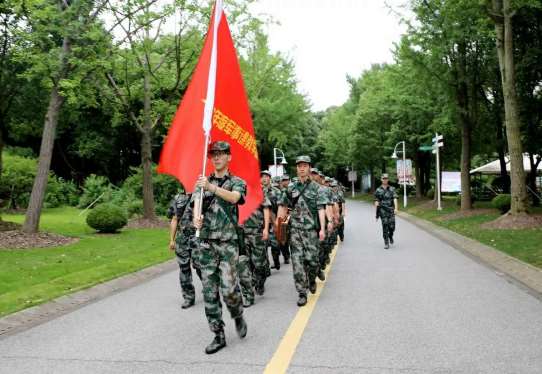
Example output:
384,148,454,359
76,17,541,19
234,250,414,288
261,170,272,177
281,175,290,181
324,177,331,182
310,167,320,174
381,173,389,179
295,155,312,165
208,141,231,154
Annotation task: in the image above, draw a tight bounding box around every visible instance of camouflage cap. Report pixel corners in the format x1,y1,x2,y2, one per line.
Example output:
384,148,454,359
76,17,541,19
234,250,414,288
310,167,320,174
208,141,231,154
331,181,338,187
381,173,389,179
281,174,290,181
260,170,272,177
318,171,324,177
324,177,331,183
295,155,312,165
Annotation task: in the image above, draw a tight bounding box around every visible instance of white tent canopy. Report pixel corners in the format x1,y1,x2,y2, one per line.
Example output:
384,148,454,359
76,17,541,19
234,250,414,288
470,154,542,175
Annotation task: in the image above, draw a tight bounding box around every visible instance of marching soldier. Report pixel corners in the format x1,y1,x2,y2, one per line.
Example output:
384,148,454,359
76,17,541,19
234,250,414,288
374,173,398,249
242,175,272,299
262,170,288,269
277,156,327,307
168,191,201,309
310,168,335,281
280,175,290,190
193,141,248,354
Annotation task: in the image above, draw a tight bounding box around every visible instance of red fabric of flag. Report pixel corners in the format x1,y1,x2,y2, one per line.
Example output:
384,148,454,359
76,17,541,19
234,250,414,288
157,6,262,223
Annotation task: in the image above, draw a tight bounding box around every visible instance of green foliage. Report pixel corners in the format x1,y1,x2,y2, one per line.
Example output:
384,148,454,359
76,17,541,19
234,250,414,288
78,174,113,209
0,153,37,208
121,165,180,215
125,199,144,218
86,203,128,233
45,175,80,208
427,188,435,200
492,194,512,214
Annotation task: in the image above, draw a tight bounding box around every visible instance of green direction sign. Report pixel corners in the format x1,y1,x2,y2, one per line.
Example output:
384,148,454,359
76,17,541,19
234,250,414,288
419,145,433,151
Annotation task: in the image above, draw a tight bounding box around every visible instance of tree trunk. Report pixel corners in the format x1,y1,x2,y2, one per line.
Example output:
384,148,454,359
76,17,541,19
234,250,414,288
456,41,473,210
493,0,529,214
141,66,156,220
23,36,70,233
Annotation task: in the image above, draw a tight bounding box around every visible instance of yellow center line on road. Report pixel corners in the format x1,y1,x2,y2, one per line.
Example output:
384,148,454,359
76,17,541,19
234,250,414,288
263,244,340,374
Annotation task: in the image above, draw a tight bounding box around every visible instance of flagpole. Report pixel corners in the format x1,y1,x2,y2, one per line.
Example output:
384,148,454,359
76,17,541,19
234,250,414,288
195,0,223,237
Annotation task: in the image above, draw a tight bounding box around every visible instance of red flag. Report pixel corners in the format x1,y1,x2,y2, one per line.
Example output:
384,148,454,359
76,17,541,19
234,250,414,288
157,2,262,223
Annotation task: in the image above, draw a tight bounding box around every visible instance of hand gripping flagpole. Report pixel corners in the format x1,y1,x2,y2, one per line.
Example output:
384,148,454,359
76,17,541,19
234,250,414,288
195,0,223,238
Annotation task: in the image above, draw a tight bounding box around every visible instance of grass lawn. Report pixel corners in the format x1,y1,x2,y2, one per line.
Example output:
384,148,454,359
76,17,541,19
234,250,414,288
350,194,542,269
0,207,173,317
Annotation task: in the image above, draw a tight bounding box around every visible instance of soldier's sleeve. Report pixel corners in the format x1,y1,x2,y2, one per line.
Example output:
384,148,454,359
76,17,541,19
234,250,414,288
316,185,327,210
231,177,247,205
393,188,398,199
262,194,272,208
166,198,176,219
374,189,380,202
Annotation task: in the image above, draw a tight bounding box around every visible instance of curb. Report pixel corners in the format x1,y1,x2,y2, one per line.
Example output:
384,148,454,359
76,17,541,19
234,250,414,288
396,210,542,300
0,260,177,339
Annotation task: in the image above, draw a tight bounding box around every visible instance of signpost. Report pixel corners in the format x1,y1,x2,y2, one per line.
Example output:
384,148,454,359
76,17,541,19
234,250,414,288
432,133,444,210
348,169,357,198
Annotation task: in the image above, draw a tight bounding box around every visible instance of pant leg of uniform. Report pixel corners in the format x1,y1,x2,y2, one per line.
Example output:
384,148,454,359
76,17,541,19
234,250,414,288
289,228,309,294
302,230,320,285
381,216,390,242
175,233,195,303
199,240,224,332
247,230,268,289
217,240,244,320
280,243,291,261
388,215,396,239
237,252,254,304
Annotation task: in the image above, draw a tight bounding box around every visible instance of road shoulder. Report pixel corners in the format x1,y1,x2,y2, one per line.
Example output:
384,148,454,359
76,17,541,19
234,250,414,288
0,260,177,338
396,209,542,300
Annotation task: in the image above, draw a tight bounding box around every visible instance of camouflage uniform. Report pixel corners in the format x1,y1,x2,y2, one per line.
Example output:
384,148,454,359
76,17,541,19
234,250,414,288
265,184,288,268
243,191,272,294
336,183,346,241
279,178,326,296
374,185,397,245
196,172,246,333
167,193,200,304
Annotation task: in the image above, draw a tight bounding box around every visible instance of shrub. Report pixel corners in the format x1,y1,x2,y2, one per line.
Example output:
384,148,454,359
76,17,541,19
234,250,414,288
125,199,144,218
45,175,80,208
0,153,37,208
492,194,511,214
78,174,113,209
122,165,181,215
86,203,128,233
426,188,435,200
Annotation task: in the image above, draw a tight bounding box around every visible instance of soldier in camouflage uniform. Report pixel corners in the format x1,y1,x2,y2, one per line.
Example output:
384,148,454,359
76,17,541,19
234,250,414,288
310,168,335,281
168,192,201,309
243,176,272,299
335,181,346,241
278,156,327,307
262,170,288,269
193,141,247,354
374,173,398,249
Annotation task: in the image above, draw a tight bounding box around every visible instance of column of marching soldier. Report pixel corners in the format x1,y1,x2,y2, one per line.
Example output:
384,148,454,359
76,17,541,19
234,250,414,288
167,141,347,354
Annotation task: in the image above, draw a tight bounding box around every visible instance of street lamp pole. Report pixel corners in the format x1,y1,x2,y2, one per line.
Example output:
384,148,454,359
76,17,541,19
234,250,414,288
273,148,287,177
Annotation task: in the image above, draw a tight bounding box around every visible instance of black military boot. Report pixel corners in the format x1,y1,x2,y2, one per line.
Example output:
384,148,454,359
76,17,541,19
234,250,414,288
181,299,195,309
205,330,226,354
384,238,390,249
234,316,247,338
272,254,280,270
389,235,394,245
309,280,317,294
297,293,307,307
284,256,290,264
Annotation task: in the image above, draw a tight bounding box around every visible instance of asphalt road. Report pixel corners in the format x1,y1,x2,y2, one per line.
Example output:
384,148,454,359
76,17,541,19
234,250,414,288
1,201,541,373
